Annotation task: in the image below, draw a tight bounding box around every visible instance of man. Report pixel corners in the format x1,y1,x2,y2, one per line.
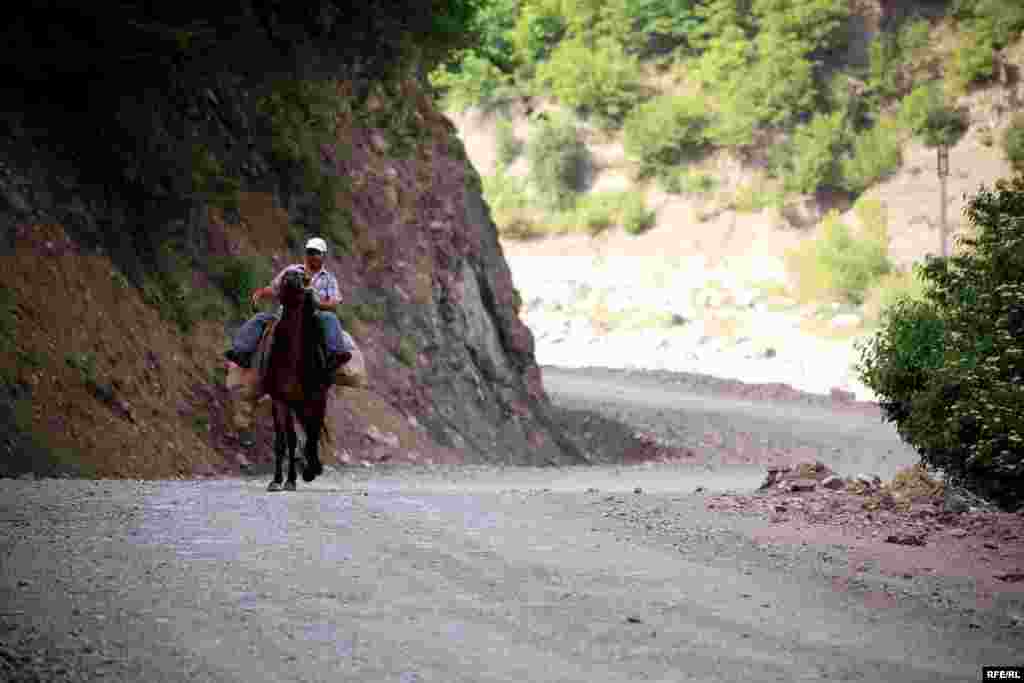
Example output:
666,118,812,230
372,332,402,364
225,237,353,374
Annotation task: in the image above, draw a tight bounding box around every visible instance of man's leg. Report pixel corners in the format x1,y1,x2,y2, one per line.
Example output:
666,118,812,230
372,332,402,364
316,312,352,370
226,312,276,368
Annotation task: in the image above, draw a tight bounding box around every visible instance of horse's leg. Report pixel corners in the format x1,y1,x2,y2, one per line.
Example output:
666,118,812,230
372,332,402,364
284,406,298,491
301,397,325,482
268,401,285,492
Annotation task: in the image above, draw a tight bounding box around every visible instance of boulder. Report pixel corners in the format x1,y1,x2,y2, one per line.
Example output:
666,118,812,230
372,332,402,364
822,475,845,490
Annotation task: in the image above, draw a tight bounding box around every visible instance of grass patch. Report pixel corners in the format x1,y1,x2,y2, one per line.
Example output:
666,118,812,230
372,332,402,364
396,337,417,366
622,193,656,235
728,181,784,213
65,352,98,386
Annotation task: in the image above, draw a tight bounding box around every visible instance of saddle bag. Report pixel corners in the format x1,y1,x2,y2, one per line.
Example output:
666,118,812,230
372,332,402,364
333,330,368,388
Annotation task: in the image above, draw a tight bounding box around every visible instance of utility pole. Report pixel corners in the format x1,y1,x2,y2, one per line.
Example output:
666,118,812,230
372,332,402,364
937,144,950,258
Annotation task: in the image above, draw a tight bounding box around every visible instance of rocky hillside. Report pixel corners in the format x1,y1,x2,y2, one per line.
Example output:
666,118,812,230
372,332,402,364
0,5,671,479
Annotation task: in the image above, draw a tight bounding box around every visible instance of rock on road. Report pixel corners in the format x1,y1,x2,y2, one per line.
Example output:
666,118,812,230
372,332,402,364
2,370,1021,682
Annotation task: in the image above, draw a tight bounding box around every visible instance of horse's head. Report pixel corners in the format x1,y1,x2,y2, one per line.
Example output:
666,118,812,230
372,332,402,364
278,269,312,310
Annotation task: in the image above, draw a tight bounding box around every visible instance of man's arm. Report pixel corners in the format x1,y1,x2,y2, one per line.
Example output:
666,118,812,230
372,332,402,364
317,274,342,311
250,267,291,307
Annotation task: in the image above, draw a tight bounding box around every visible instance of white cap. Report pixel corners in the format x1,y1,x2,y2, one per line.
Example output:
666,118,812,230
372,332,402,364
305,237,327,254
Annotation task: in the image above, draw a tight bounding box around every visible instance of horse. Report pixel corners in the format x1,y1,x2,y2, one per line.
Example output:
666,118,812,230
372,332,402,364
263,269,330,491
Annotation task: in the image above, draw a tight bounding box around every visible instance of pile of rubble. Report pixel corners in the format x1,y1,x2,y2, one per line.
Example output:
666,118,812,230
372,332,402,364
706,462,1020,549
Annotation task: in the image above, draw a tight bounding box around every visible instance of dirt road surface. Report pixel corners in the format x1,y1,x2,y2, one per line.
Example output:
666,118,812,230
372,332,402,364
2,367,1022,682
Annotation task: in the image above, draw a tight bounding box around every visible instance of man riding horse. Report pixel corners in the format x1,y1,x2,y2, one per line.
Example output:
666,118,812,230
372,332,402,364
225,237,353,376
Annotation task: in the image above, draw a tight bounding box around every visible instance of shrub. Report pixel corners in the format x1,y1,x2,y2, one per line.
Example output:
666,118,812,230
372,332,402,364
867,34,900,100
622,193,656,235
208,255,274,315
396,337,418,366
786,210,892,304
729,181,783,213
855,176,1024,509
526,114,588,210
677,170,719,196
494,117,522,168
839,117,903,194
482,167,530,213
623,93,710,178
569,191,630,235
1002,114,1024,172
897,84,968,149
948,30,996,93
782,111,849,195
430,52,511,112
534,35,642,124
898,82,943,135
512,0,567,68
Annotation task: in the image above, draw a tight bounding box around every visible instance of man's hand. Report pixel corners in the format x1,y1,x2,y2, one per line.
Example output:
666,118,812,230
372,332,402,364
317,296,341,311
250,287,269,309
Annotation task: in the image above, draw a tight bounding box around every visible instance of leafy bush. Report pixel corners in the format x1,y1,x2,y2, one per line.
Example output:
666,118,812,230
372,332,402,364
839,117,903,194
785,210,892,304
622,193,656,235
1002,114,1024,172
396,337,418,366
526,114,588,210
729,181,783,213
867,34,900,100
482,167,530,212
897,83,969,149
676,170,719,196
856,176,1024,509
623,93,710,177
535,35,642,124
781,111,849,195
512,0,567,68
568,191,631,235
947,30,996,94
953,0,1024,48
898,82,944,135
494,117,522,168
431,52,511,112
208,255,274,315
613,0,705,54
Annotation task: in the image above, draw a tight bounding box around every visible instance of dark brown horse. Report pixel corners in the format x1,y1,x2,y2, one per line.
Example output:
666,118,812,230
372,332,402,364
264,269,329,491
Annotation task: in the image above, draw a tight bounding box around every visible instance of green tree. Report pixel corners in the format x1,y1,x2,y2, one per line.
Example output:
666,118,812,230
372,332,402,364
622,93,710,177
535,35,642,123
526,113,588,210
781,111,849,194
856,175,1024,509
839,117,903,194
512,0,568,68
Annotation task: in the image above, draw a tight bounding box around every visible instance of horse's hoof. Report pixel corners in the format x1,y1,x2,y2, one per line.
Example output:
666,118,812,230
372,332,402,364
302,460,322,482
267,481,283,492
284,480,297,491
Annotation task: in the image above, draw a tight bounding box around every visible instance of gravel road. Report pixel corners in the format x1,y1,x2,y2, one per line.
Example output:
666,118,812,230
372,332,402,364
2,367,1021,682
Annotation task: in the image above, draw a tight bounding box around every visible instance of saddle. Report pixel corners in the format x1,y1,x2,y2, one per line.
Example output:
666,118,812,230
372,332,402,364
253,316,332,390
252,317,280,391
